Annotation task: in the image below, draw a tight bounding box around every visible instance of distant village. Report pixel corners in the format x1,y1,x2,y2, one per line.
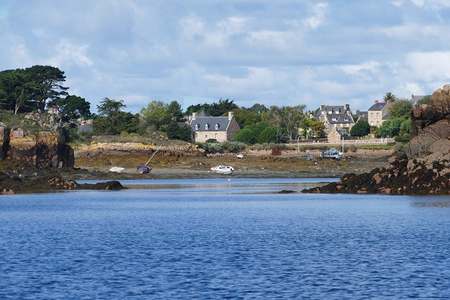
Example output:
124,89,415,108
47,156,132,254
0,65,430,148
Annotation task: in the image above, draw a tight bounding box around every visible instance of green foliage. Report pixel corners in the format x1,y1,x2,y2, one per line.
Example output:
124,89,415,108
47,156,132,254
0,65,68,114
417,95,432,105
140,100,184,134
234,122,281,145
350,119,370,137
263,105,305,140
186,99,238,116
93,98,139,135
389,100,413,118
198,142,224,154
377,117,410,139
166,121,192,141
299,117,326,138
383,92,397,103
50,95,91,122
257,127,278,144
222,141,246,153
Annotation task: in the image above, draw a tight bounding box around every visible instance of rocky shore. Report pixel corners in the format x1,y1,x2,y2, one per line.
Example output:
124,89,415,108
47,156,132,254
0,170,124,194
304,84,450,195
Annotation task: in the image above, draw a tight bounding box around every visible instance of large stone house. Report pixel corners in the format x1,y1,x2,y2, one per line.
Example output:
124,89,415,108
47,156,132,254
368,101,390,127
189,112,240,143
315,104,355,135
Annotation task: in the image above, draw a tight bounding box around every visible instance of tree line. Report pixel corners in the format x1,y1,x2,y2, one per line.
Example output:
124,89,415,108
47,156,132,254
0,65,415,144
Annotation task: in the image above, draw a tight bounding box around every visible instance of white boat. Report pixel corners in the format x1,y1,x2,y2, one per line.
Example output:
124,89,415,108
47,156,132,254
236,153,244,159
210,165,234,175
109,166,125,173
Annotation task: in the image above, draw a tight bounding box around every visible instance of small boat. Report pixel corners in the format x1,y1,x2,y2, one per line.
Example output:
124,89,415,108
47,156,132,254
109,166,125,173
211,165,234,175
136,150,159,175
236,153,244,159
136,165,152,174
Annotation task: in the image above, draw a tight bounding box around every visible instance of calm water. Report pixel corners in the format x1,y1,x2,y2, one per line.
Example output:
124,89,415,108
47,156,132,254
1,178,450,299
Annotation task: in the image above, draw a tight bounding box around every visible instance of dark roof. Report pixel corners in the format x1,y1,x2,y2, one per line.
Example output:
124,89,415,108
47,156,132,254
190,116,231,132
368,102,386,111
315,104,354,124
355,110,368,120
325,114,354,124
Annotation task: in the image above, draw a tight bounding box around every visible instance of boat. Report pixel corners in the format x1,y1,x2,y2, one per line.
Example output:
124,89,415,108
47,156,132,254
109,166,125,173
136,150,159,175
210,165,234,175
236,153,244,159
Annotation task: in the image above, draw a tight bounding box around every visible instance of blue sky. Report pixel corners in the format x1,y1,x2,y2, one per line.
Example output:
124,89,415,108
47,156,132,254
1,0,450,112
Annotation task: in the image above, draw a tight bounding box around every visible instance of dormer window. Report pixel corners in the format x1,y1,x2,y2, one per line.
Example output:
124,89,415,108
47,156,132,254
195,124,200,131
205,123,210,130
215,123,220,130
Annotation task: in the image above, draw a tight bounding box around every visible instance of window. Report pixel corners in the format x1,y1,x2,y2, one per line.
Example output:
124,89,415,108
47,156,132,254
215,123,220,130
205,123,210,130
195,124,200,131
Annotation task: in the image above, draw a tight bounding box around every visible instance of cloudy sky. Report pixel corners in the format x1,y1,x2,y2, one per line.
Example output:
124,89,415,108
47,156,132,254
1,0,450,112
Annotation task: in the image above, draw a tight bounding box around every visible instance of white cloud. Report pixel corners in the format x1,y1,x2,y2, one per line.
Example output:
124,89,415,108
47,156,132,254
303,2,328,30
46,40,93,68
405,51,450,81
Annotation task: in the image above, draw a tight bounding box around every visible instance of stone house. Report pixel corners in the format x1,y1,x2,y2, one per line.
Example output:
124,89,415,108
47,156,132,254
368,101,390,127
315,104,355,136
189,112,240,143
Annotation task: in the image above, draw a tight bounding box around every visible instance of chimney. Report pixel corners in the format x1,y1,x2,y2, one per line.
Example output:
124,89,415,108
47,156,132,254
375,100,379,104
228,111,234,121
345,104,350,111
192,112,197,121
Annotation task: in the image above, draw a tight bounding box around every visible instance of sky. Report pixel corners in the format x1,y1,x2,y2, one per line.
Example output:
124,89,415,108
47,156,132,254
1,0,450,112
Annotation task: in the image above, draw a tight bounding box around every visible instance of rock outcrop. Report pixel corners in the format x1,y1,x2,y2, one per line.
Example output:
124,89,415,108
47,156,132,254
0,129,74,169
304,84,450,195
0,171,125,195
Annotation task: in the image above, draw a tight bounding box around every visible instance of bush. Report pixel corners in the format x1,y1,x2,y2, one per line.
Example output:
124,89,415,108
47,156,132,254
166,122,192,141
223,141,246,153
350,120,370,137
198,142,224,154
257,127,278,143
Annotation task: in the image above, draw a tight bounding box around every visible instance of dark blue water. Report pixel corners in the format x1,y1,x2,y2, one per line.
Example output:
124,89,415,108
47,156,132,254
1,178,450,299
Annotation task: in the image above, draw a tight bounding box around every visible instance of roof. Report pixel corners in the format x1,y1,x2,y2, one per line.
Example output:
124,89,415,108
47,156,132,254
368,102,386,111
325,114,354,124
355,110,368,120
190,116,231,132
316,104,354,124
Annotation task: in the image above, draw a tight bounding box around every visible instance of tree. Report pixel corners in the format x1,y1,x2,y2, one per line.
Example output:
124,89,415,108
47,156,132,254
234,128,257,144
264,105,305,140
166,121,192,141
299,117,326,138
384,92,397,103
257,127,278,143
0,65,69,114
49,95,91,122
93,98,138,135
167,100,183,121
140,101,171,131
389,100,413,118
350,120,370,137
97,97,125,116
186,99,238,116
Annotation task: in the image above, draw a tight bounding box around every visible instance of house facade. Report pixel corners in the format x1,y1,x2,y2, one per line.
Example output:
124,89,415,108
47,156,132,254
368,101,389,127
315,104,355,135
190,112,240,143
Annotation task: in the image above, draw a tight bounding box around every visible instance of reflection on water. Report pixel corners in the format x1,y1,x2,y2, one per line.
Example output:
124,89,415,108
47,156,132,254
78,177,338,193
1,178,450,299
